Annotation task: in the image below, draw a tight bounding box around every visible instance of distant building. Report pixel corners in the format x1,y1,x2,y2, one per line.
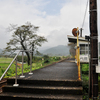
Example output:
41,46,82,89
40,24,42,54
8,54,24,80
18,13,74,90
67,35,90,63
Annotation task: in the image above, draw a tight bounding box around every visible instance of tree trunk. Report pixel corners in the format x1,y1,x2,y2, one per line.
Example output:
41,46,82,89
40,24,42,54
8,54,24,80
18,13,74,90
21,41,30,65
32,44,34,60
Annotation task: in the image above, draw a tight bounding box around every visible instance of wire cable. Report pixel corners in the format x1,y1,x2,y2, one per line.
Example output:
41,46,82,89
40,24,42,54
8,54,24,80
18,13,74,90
79,0,82,27
82,0,89,29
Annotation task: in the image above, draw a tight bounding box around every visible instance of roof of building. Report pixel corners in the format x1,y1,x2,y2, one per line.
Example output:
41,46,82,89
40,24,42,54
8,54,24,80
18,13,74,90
67,35,89,43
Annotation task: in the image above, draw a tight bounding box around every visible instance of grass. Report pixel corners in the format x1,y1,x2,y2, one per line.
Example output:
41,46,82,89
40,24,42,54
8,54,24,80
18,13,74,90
0,57,15,78
1,57,100,99
81,64,89,72
0,57,65,78
0,57,13,63
81,63,100,100
81,64,90,100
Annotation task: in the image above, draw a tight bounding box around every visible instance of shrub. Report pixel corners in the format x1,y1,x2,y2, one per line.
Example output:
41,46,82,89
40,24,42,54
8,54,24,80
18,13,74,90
43,55,50,63
33,56,42,63
17,56,28,63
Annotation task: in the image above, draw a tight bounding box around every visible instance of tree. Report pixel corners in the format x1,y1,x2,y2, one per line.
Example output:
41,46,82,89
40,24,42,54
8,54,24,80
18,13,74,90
4,22,47,65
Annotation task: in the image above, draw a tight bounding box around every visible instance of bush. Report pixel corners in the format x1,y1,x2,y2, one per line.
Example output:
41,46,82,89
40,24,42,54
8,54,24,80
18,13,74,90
44,60,49,63
17,56,28,63
55,57,61,60
43,55,49,60
33,56,42,63
43,55,50,63
81,64,89,72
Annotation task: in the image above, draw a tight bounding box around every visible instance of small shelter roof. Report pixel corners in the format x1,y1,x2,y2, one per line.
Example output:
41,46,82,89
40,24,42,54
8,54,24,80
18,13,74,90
67,35,88,43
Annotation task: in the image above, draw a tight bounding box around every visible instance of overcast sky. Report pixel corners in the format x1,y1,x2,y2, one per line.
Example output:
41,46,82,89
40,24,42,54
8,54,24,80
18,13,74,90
0,0,100,50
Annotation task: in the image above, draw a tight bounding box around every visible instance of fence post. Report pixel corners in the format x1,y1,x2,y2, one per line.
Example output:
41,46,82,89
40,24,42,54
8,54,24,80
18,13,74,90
13,58,19,86
20,51,25,78
29,51,33,75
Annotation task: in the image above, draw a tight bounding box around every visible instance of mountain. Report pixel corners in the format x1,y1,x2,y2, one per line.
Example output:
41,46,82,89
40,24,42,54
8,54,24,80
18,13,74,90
40,45,70,56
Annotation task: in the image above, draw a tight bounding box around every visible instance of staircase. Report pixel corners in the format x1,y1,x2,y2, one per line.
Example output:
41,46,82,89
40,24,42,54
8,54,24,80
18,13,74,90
0,78,83,100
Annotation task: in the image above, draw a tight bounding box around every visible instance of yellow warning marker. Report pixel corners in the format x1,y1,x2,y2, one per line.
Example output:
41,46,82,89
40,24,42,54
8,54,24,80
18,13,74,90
76,27,81,81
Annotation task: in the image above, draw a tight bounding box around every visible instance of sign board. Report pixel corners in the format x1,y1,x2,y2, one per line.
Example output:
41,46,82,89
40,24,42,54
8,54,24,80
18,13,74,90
96,66,100,73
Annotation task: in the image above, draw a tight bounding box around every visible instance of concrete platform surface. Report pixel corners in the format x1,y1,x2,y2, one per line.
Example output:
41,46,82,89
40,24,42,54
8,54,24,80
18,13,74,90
20,60,79,81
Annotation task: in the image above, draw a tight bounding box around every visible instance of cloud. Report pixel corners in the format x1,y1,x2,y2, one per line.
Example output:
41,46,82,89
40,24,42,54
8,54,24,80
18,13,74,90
38,0,90,48
0,0,99,50
0,0,48,49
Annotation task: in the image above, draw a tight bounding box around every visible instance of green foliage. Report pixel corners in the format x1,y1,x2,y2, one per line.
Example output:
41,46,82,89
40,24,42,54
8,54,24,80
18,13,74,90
17,56,43,63
17,56,28,63
4,22,47,65
43,55,50,63
81,64,89,99
98,74,100,80
83,95,89,100
33,56,42,63
0,57,13,63
81,64,100,99
4,22,47,51
0,56,64,78
53,56,61,60
44,60,49,63
81,64,89,72
81,64,89,75
43,55,49,60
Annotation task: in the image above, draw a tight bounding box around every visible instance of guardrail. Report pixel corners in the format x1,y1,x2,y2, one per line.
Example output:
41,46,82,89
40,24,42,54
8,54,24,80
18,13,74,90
0,50,33,86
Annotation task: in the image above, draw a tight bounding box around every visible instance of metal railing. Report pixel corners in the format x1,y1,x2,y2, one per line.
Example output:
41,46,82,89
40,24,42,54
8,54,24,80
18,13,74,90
0,50,33,86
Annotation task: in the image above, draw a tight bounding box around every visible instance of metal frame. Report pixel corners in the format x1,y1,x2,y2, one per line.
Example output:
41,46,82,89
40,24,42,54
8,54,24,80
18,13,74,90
20,51,25,78
0,50,33,86
29,52,33,75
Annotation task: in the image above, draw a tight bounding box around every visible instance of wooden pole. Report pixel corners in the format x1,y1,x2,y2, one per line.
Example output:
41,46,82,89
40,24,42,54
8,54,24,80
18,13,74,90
89,0,98,99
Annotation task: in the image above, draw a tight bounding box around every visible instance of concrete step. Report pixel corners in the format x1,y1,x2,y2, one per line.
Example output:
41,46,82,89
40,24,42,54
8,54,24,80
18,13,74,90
0,79,7,93
3,85,83,95
0,59,83,99
7,78,82,87
0,92,83,100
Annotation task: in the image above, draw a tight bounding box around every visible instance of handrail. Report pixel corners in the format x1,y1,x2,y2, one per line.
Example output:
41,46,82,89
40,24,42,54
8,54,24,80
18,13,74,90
0,51,21,81
0,50,33,83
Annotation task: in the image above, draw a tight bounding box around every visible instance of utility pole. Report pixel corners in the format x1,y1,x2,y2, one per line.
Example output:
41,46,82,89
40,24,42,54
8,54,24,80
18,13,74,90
89,0,98,99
